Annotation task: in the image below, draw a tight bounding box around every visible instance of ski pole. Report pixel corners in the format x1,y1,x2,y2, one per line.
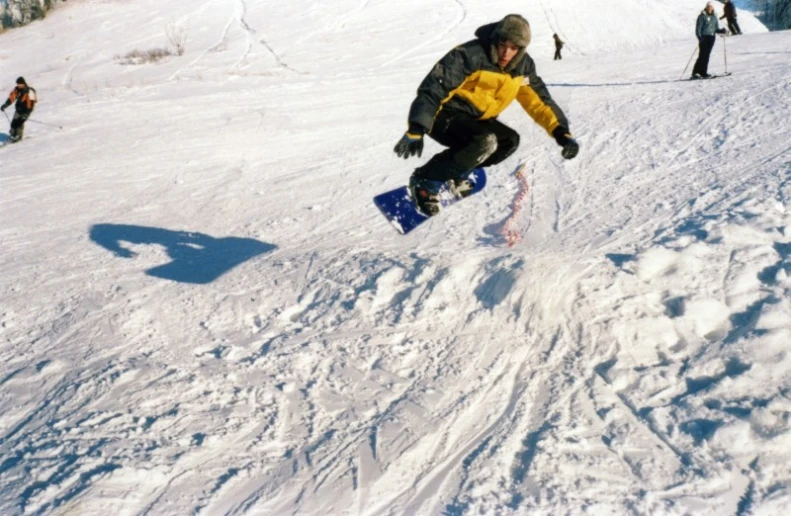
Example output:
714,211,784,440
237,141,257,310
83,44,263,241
681,44,699,80
26,118,63,129
723,34,728,74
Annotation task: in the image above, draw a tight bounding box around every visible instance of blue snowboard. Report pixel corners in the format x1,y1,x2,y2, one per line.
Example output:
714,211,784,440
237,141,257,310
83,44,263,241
374,168,487,234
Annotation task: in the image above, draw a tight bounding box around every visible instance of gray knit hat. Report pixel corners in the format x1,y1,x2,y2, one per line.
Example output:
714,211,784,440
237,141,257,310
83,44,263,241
493,14,531,48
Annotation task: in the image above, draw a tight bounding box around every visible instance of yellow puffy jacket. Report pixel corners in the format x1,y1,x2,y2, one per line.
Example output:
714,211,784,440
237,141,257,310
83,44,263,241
407,22,568,136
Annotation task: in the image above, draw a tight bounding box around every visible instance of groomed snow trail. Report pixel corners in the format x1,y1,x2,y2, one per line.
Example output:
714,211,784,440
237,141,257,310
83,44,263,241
1,0,789,514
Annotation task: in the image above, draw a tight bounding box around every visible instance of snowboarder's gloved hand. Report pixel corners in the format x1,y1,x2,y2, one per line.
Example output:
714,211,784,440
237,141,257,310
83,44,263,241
553,127,579,160
394,124,425,159
0,105,5,112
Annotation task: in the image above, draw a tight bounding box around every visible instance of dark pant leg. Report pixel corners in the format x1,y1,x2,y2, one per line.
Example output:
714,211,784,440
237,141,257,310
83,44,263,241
700,36,716,75
478,121,520,168
692,36,716,75
692,42,703,75
414,111,520,182
554,49,562,60
729,18,741,34
10,112,29,140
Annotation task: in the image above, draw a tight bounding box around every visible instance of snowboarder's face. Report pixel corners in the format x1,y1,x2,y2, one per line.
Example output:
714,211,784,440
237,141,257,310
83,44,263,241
496,40,521,68
705,4,714,14
15,83,24,89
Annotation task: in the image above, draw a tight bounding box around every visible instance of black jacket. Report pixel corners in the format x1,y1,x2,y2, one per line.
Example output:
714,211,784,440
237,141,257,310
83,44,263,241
2,86,37,115
406,22,569,136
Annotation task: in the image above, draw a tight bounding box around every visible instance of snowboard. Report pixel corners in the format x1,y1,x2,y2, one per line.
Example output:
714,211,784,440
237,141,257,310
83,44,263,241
374,168,487,234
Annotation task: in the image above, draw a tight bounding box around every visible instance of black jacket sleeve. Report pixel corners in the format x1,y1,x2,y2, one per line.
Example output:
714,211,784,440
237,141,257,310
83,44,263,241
407,46,471,132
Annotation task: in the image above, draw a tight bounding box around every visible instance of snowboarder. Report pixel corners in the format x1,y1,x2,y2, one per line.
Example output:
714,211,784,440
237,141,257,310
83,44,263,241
553,33,564,60
393,14,578,216
1,77,37,142
720,0,742,35
692,2,728,79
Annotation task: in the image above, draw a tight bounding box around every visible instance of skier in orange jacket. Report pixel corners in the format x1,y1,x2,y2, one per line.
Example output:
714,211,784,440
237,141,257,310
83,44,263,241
1,77,37,143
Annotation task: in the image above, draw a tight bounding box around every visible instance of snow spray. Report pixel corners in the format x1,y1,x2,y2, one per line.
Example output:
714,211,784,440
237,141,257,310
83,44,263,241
501,161,530,247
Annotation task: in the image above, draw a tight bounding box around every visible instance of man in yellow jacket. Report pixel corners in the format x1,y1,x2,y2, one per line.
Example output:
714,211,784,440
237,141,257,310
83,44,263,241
394,14,579,216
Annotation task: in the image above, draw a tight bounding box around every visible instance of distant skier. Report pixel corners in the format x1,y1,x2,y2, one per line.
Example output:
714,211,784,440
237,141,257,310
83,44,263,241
720,0,742,35
553,33,564,60
393,14,578,216
1,77,37,142
691,2,728,79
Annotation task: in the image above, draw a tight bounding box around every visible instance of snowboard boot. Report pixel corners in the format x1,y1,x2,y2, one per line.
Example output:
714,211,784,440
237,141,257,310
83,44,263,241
450,174,476,199
408,176,444,217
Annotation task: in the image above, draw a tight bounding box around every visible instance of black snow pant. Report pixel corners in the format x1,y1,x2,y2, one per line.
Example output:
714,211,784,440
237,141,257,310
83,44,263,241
726,17,741,35
10,111,30,141
413,109,519,182
554,48,562,60
692,35,716,77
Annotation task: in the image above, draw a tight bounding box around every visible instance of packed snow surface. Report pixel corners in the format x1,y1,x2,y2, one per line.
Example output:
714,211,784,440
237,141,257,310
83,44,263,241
1,0,789,514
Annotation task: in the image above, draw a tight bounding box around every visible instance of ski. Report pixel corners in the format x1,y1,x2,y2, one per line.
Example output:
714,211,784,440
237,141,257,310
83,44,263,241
688,72,732,81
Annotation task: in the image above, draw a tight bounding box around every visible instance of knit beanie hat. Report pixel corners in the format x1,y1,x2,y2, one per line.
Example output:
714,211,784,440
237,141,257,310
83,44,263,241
16,77,26,85
493,14,531,48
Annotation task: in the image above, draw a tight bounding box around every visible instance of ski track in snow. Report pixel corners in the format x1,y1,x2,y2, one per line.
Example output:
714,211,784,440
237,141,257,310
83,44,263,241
1,0,790,514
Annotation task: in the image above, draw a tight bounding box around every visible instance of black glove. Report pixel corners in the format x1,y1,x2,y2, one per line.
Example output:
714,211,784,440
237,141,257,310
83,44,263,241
0,105,5,112
717,28,727,35
394,124,425,159
553,126,579,160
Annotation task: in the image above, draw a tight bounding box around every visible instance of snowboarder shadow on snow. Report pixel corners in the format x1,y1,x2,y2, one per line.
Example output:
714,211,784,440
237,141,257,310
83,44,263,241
89,224,276,284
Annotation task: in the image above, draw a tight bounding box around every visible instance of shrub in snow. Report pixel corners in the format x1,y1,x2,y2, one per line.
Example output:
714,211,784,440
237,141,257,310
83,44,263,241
166,22,188,56
117,48,172,66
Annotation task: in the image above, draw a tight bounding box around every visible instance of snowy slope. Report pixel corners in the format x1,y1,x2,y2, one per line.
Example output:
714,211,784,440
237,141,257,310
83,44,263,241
1,0,790,514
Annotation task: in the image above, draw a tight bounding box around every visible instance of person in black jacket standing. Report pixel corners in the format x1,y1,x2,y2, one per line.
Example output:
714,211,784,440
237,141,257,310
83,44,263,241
1,77,37,142
553,33,564,60
394,14,578,216
720,0,742,35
